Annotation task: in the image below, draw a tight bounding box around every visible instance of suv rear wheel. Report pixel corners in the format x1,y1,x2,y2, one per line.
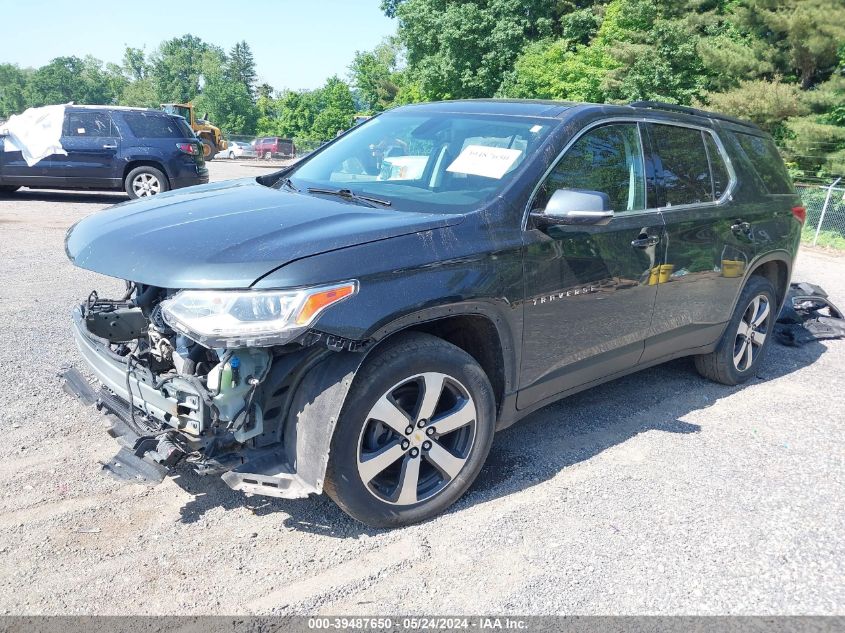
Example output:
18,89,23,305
125,166,169,199
694,276,777,385
324,333,496,527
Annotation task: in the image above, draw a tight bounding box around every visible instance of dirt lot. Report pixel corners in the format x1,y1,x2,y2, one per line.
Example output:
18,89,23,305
0,161,843,615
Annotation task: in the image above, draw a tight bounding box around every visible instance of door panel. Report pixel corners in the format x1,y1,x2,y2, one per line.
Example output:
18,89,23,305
56,110,120,187
519,211,664,407
518,122,662,410
641,123,756,362
0,142,54,185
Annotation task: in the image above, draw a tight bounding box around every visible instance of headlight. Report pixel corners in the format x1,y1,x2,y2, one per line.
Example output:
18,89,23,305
160,281,357,348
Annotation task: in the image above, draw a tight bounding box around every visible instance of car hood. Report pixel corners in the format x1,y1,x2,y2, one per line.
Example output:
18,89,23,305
66,178,465,289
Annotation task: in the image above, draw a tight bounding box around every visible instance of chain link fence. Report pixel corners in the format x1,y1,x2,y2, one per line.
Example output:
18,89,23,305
796,181,845,249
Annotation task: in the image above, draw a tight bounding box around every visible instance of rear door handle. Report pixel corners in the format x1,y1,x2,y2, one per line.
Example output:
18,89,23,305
731,221,751,234
102,144,117,149
631,235,660,248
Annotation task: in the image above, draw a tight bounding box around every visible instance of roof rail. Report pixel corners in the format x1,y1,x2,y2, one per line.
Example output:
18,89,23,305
628,100,761,130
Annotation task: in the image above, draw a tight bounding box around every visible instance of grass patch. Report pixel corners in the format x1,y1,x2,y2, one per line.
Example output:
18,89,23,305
802,227,845,250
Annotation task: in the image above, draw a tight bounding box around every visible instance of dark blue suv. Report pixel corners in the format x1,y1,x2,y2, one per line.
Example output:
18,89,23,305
0,106,209,199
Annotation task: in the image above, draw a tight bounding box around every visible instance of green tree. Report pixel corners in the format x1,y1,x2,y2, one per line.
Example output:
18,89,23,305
500,0,705,104
734,0,845,89
498,39,614,101
380,0,407,18
349,39,402,112
256,83,274,100
393,0,568,99
0,64,29,118
226,41,257,99
310,76,355,140
150,35,219,103
24,56,124,106
122,46,149,81
119,78,159,108
193,52,258,135
698,77,810,135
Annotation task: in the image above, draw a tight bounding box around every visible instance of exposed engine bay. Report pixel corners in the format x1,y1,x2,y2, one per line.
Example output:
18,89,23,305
66,281,364,498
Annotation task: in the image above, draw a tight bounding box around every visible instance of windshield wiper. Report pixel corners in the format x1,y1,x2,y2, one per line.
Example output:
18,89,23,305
278,177,298,192
306,187,392,207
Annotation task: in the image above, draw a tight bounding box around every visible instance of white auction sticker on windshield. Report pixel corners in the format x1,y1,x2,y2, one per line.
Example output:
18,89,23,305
446,145,523,179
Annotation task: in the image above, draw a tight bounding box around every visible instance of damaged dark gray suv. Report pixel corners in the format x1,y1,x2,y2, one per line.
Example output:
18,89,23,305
65,100,804,527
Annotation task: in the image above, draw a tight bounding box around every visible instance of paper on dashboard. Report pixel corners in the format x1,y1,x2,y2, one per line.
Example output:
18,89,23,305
446,144,523,179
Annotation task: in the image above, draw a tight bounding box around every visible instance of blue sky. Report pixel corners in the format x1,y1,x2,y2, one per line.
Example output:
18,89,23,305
0,0,397,90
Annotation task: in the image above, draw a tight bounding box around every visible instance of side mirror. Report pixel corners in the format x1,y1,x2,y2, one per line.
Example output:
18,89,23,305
531,188,614,228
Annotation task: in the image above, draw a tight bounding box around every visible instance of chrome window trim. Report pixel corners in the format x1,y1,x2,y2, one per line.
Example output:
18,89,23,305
523,117,738,231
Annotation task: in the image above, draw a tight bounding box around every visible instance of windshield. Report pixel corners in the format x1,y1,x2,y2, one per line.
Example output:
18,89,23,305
282,111,555,213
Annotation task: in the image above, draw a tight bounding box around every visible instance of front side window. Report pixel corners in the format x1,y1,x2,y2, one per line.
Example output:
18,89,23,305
63,111,114,137
650,124,713,206
284,112,554,214
534,123,646,213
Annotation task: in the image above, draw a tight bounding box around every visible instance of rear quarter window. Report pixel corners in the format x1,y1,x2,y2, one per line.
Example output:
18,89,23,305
734,132,795,194
122,113,193,139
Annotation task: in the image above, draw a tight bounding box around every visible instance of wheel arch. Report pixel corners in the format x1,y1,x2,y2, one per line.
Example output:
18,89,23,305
366,303,517,416
122,160,170,187
271,304,515,496
744,251,792,312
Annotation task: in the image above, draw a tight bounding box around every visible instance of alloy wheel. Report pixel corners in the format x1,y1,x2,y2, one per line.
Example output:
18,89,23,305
356,372,477,506
132,173,161,197
733,294,771,372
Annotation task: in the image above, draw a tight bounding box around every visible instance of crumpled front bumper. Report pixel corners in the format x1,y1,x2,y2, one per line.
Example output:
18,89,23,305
71,305,204,434
68,304,328,498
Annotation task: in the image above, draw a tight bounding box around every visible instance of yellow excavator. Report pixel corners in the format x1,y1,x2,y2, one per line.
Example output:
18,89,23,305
161,103,227,161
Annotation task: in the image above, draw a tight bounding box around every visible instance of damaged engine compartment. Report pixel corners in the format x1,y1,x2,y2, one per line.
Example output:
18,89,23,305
68,281,363,498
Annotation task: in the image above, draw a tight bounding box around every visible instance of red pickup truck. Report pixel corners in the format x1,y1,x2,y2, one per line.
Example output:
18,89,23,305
253,137,296,159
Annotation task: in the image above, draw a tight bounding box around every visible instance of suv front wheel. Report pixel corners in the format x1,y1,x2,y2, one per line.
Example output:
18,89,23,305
695,275,777,385
325,333,496,528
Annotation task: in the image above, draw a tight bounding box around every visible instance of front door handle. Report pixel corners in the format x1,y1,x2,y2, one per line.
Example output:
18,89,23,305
631,235,660,249
731,220,751,234
102,144,117,149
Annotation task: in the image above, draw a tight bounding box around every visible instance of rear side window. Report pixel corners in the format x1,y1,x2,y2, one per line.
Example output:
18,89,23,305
122,113,192,139
650,124,713,206
735,132,795,194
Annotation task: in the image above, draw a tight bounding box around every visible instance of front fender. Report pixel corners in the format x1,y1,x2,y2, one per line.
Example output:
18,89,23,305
281,350,365,492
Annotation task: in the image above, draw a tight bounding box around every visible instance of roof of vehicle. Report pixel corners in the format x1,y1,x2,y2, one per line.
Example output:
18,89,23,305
397,99,578,118
66,105,159,112
392,99,761,131
67,105,183,119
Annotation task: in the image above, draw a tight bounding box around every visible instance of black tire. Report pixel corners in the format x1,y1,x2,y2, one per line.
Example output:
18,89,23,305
124,166,169,199
0,185,20,195
694,275,777,385
324,332,496,528
204,143,216,161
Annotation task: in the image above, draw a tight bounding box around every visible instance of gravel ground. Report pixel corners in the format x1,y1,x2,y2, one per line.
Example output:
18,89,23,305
0,162,843,615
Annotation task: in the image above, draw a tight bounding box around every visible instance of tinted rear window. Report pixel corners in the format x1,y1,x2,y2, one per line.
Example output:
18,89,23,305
122,113,193,139
650,124,713,206
735,132,795,194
